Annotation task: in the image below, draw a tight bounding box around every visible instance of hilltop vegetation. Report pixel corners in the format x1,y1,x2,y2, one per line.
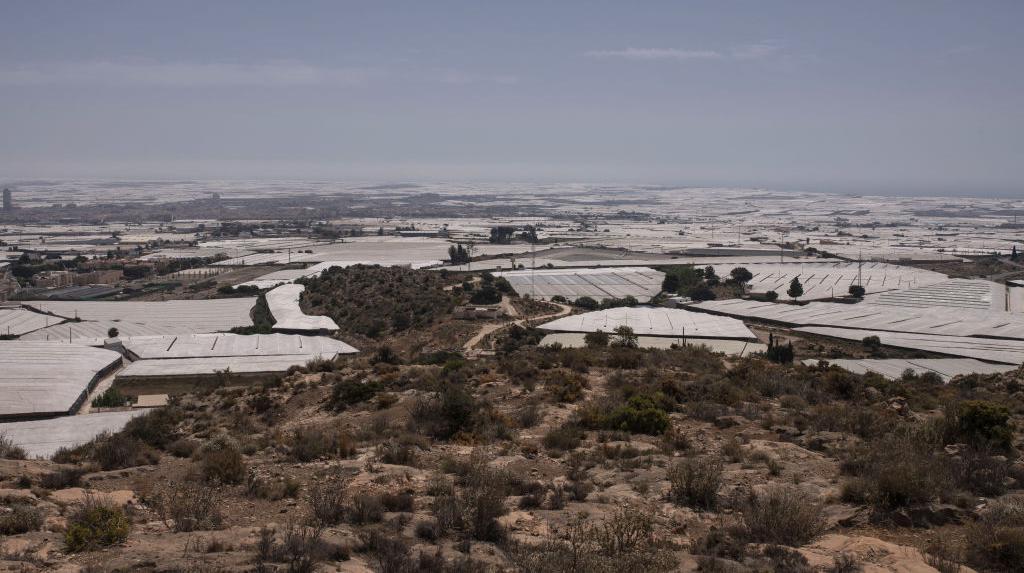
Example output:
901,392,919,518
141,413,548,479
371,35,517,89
299,265,459,339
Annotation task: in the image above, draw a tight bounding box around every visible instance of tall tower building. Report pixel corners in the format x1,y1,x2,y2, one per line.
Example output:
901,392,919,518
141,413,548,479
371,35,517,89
1,188,11,211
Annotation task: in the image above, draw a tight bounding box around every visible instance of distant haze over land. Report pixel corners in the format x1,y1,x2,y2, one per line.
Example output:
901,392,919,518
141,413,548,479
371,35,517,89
2,2,1023,197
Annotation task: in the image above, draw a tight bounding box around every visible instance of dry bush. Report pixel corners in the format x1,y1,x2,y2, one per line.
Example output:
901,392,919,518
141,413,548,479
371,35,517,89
375,439,418,467
842,431,952,510
64,497,130,552
360,529,412,573
742,486,825,547
0,504,44,535
53,431,159,470
288,426,356,462
307,481,347,526
503,507,676,573
40,467,86,490
194,435,247,484
667,456,723,510
0,433,27,460
431,455,510,542
542,424,584,455
459,464,509,542
380,492,415,513
517,402,541,428
542,368,589,403
415,520,441,542
247,473,301,501
148,480,223,532
254,523,343,573
348,494,385,525
965,494,1024,572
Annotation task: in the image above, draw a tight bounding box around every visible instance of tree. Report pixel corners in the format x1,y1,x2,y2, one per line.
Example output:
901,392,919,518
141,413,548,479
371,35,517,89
611,325,639,348
764,332,794,363
703,266,720,287
448,243,471,264
489,226,516,244
519,225,538,243
787,277,804,301
1013,245,1020,261
107,327,119,339
848,284,865,298
573,296,599,310
584,330,609,348
469,285,502,305
764,290,779,301
686,284,716,302
729,267,753,292
662,273,681,294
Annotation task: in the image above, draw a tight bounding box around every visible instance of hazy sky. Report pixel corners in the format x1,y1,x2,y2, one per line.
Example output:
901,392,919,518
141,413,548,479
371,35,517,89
1,1,1022,195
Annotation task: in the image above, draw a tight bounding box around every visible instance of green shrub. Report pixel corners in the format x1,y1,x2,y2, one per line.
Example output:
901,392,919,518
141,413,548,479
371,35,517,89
949,400,1014,452
64,500,130,552
91,387,130,408
580,395,671,435
123,407,183,449
607,395,670,435
328,377,382,411
543,369,588,403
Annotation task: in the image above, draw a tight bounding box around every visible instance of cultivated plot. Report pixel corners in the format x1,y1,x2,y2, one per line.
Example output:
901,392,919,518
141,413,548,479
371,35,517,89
0,342,123,419
495,267,664,302
539,306,755,339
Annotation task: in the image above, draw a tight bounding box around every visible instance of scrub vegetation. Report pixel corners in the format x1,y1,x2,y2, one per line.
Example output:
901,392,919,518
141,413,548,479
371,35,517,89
3,268,1024,572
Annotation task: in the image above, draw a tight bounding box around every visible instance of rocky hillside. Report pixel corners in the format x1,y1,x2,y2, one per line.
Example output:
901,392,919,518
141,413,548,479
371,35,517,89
3,295,1024,572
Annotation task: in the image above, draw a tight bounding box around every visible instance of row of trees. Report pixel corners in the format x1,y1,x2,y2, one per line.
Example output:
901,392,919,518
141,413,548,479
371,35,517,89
661,264,870,303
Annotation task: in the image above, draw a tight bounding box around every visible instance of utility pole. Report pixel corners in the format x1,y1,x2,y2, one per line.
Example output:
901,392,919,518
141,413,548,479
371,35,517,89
531,240,536,297
857,250,863,288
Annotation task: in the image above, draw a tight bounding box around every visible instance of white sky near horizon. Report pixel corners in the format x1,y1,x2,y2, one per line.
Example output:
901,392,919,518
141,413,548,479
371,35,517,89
1,1,1022,197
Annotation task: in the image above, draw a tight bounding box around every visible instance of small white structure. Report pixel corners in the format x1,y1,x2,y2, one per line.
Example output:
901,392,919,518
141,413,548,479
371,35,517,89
266,284,340,332
539,306,756,340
